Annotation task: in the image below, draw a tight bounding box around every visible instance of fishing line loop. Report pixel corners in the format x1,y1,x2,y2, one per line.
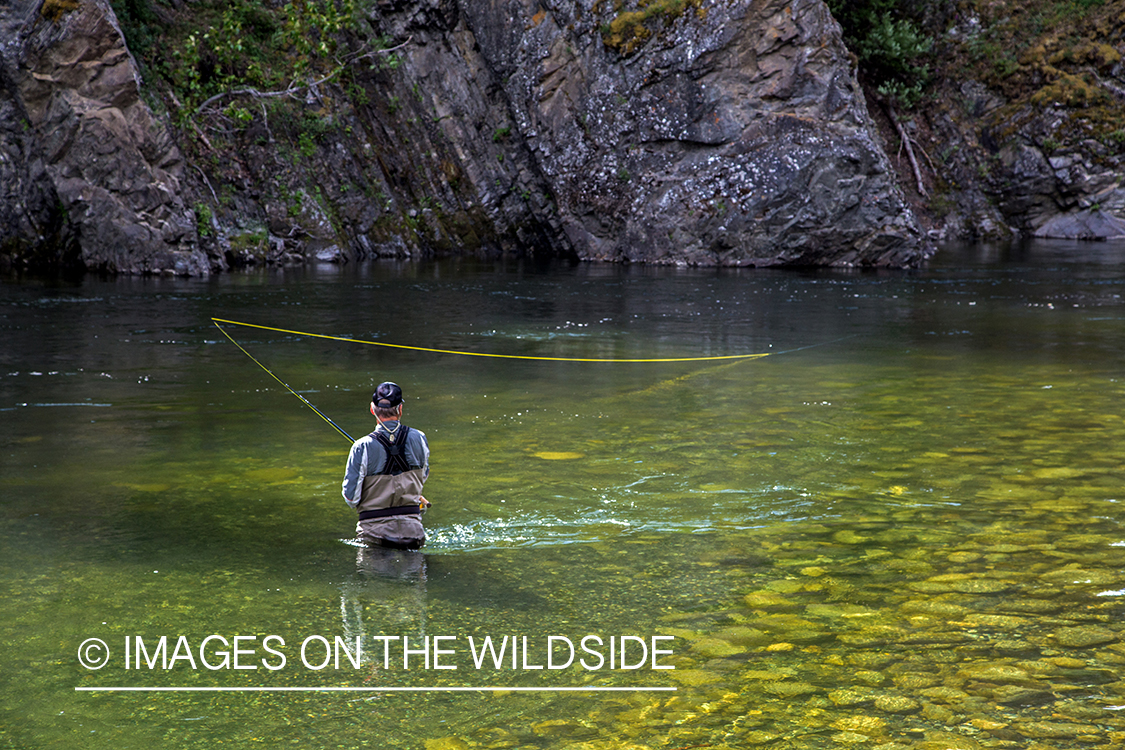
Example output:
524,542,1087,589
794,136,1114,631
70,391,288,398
211,319,851,441
211,317,772,363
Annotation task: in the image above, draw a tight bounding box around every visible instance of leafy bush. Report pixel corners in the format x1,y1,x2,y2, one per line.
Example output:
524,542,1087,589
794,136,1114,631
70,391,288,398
155,0,361,113
298,132,317,158
109,0,158,59
194,203,214,237
826,0,933,108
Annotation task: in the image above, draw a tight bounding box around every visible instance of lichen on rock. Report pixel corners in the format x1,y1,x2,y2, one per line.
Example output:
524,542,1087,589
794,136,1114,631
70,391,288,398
2,0,933,273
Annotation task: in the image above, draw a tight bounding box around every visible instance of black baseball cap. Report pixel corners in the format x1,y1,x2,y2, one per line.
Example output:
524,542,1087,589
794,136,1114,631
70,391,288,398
372,382,403,408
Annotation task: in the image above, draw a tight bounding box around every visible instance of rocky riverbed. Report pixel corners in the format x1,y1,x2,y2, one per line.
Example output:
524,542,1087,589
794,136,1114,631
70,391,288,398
424,512,1124,749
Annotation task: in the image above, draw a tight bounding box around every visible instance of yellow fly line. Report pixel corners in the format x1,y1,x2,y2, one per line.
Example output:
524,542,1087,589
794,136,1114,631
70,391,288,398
211,317,772,363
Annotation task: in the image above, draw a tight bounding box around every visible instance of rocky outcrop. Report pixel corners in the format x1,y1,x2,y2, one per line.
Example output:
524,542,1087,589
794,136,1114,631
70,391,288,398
885,5,1125,244
0,0,204,273
461,0,926,266
994,107,1125,240
0,2,69,265
969,97,1125,241
211,0,573,267
0,57,67,265
1,0,934,273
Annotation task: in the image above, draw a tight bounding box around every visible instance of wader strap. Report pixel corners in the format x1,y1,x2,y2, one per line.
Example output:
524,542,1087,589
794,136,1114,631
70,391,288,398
371,425,417,476
358,506,422,521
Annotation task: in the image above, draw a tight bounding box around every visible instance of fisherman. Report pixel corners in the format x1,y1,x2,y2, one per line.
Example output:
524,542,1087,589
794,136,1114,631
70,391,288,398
342,382,430,549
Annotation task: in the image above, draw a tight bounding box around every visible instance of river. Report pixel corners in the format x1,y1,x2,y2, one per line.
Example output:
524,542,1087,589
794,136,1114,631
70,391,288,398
2,241,1123,749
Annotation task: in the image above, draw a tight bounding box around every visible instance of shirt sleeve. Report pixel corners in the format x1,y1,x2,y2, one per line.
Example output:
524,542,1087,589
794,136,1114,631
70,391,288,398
341,439,367,507
411,428,430,481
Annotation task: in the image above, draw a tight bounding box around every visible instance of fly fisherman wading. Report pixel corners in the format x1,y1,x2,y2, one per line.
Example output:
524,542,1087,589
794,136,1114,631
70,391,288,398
341,382,431,549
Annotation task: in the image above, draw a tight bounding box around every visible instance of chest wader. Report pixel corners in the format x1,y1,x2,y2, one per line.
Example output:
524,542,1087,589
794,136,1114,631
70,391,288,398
357,426,424,522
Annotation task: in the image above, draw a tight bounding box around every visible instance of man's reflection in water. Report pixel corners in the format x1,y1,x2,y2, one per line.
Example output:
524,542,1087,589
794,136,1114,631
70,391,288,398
340,547,428,656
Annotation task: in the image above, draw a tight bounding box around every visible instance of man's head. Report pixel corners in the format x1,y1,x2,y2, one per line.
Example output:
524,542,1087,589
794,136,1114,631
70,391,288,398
371,381,403,420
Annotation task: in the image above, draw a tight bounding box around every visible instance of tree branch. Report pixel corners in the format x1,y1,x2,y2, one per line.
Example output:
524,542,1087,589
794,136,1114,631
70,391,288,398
193,36,413,115
883,100,927,197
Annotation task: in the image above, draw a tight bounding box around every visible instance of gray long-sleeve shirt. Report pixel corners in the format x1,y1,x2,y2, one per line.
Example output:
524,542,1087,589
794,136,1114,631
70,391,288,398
341,421,430,507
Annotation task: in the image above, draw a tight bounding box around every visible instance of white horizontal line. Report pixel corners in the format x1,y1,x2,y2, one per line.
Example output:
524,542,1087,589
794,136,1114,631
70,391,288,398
76,686,676,693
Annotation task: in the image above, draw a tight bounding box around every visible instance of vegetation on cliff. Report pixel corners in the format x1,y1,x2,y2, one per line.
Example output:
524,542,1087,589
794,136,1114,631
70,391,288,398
114,0,360,102
823,0,1125,239
130,0,1125,252
9,0,1123,275
104,0,502,266
826,0,933,109
829,0,1117,108
598,0,705,55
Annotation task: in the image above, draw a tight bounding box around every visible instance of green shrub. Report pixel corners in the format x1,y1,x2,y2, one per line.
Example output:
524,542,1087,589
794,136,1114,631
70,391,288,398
109,0,158,59
194,203,214,237
297,132,317,158
856,13,932,106
826,0,933,108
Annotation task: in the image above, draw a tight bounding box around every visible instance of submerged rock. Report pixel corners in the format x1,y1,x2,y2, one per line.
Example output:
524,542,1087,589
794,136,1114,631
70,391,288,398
873,694,921,713
1016,720,1102,740
893,672,942,690
423,738,470,750
900,599,969,618
915,732,982,750
740,731,781,745
918,686,969,703
1054,625,1118,648
691,637,747,658
963,614,1030,630
947,579,1013,594
763,680,820,697
1040,568,1120,586
830,715,887,735
712,626,771,648
989,684,1055,706
744,591,794,609
829,687,877,706
920,702,957,725
956,662,1032,684
670,668,724,686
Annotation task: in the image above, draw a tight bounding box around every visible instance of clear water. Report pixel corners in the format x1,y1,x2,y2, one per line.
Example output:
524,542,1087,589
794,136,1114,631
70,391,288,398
2,242,1124,749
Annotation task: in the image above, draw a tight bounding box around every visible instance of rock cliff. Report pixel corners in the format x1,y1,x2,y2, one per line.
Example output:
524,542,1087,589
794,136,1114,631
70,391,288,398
1,0,205,273
460,0,924,266
852,3,1125,244
2,0,933,273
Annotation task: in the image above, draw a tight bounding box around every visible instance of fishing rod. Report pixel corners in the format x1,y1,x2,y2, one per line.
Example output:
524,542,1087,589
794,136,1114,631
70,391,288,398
211,316,771,441
212,320,355,442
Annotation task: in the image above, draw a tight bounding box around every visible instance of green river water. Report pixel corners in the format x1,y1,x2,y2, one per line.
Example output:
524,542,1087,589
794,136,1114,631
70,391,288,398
2,242,1124,750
